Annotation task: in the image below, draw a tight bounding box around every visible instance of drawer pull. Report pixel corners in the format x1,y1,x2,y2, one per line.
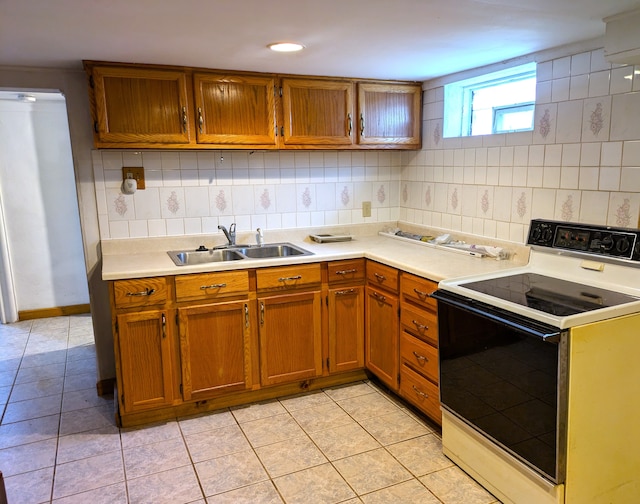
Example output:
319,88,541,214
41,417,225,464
412,320,429,331
374,272,386,281
412,351,428,362
412,385,429,398
260,301,265,326
335,288,355,296
413,288,434,299
278,275,302,282
200,283,227,290
372,291,386,302
335,268,357,275
126,288,155,297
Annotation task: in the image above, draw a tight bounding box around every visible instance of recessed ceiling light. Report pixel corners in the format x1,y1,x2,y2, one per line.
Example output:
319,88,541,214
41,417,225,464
268,42,305,53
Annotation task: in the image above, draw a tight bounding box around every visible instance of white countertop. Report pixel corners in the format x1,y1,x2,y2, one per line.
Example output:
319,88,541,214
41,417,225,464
102,231,529,282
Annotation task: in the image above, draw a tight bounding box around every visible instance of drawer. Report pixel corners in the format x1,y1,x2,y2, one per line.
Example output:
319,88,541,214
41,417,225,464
400,332,438,384
401,272,438,312
366,261,398,294
256,263,321,291
175,270,249,302
400,364,442,425
328,259,365,285
400,303,438,346
113,277,168,308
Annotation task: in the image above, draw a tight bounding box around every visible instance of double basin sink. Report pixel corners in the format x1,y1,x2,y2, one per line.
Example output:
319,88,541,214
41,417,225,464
168,242,313,266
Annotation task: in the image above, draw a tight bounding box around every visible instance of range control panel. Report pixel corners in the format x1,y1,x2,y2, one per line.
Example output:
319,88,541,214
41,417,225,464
527,219,640,262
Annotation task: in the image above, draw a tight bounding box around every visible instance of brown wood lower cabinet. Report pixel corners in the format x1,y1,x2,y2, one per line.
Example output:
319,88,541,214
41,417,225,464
365,284,399,391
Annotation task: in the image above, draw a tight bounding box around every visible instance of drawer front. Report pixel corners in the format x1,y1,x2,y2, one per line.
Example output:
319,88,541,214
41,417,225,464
400,332,438,384
328,258,365,285
256,263,322,291
400,303,438,346
401,273,438,312
113,277,168,308
400,364,441,425
175,271,249,302
366,261,398,294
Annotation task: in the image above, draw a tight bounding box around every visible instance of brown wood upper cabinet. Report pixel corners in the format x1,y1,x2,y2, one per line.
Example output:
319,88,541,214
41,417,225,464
90,65,193,146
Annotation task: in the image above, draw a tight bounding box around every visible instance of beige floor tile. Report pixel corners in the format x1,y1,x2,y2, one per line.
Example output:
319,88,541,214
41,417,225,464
0,437,57,476
240,412,305,448
51,482,127,504
64,357,97,377
127,465,204,504
195,449,269,497
52,450,124,500
14,362,65,384
323,381,373,401
290,402,354,433
61,387,111,412
255,435,327,477
278,390,333,412
178,409,236,436
386,434,454,477
59,403,116,435
231,399,288,423
185,423,251,462
0,414,60,449
66,343,96,362
0,370,16,388
0,384,10,406
206,480,283,504
4,466,54,504
123,437,191,479
273,463,356,504
56,424,122,464
62,371,96,392
333,447,412,495
308,422,380,461
1,393,62,423
120,419,182,449
359,409,431,445
336,391,400,422
19,349,67,369
420,466,499,504
360,479,440,504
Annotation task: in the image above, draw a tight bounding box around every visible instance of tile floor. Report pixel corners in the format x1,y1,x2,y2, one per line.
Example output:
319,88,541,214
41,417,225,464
0,315,501,504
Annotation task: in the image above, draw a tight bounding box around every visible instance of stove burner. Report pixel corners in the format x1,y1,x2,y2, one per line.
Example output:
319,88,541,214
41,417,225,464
463,273,638,316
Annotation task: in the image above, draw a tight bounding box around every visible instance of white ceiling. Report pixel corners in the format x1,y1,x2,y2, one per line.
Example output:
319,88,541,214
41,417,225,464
1,0,639,81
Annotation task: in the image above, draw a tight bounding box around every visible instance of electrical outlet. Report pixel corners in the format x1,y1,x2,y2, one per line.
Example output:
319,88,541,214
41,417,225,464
362,201,371,217
122,167,145,190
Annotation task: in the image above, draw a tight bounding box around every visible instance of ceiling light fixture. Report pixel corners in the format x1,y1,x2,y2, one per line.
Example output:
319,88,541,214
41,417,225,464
268,42,305,53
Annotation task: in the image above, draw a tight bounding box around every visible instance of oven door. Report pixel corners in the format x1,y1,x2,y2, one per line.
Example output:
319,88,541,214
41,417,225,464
432,290,567,484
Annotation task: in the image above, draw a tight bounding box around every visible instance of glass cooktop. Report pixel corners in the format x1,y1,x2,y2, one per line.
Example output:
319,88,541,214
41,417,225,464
463,273,639,317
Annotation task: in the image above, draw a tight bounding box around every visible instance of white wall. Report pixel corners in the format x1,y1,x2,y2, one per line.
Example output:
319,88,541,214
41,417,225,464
0,94,89,312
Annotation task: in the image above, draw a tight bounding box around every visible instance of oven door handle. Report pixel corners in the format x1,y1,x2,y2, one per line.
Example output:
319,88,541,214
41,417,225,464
432,290,562,342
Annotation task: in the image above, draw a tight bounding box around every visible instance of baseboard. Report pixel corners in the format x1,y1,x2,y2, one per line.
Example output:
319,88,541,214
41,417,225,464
96,378,116,396
18,304,90,320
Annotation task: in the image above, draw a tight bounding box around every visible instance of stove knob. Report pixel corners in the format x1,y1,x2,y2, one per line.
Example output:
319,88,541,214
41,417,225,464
601,234,614,251
542,228,553,242
531,226,542,241
616,236,630,254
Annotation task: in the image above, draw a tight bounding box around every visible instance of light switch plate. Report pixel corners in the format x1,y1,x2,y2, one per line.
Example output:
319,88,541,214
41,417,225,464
362,201,371,217
122,167,145,190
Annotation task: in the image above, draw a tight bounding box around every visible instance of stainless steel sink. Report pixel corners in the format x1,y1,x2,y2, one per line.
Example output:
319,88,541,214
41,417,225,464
234,243,313,259
168,248,244,266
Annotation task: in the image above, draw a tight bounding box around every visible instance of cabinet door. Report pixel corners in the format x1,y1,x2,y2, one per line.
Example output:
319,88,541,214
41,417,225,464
281,78,354,146
357,83,422,146
178,300,252,401
259,291,323,386
91,66,192,145
328,285,365,373
193,73,277,146
365,286,399,390
116,310,173,412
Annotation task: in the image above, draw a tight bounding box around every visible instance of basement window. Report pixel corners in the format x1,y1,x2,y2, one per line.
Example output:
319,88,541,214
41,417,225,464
443,62,536,137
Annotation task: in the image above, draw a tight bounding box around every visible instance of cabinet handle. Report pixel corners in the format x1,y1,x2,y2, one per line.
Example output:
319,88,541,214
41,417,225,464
412,385,429,398
181,106,187,133
126,288,155,297
413,288,434,299
335,288,355,296
278,275,302,282
372,291,386,303
347,113,352,136
412,320,429,331
412,350,428,363
200,283,227,290
161,312,166,339
360,112,365,136
244,303,249,328
335,268,357,275
374,272,386,282
260,301,265,326
198,107,204,134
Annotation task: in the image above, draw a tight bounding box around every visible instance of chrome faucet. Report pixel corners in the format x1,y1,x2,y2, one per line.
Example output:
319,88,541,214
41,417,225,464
218,223,236,246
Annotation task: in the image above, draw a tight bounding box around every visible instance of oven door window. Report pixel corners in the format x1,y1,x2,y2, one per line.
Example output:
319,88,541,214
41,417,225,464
437,293,566,483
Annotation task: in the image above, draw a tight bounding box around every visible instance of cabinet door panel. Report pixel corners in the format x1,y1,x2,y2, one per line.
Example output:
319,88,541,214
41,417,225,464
365,286,399,390
329,286,365,373
194,73,277,146
259,291,322,385
117,310,173,412
92,66,192,144
179,301,251,401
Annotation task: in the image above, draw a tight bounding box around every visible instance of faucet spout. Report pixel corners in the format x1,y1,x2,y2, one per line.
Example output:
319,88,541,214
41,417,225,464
218,223,236,246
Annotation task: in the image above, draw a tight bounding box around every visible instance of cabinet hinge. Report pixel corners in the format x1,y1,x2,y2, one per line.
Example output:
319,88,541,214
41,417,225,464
279,86,283,97
93,121,99,134
89,75,94,88
326,357,330,369
121,393,124,405
325,295,328,307
115,320,119,334
180,383,183,395
175,312,179,326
